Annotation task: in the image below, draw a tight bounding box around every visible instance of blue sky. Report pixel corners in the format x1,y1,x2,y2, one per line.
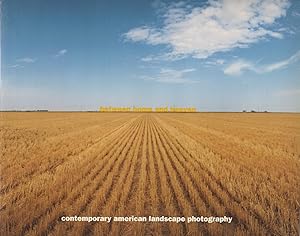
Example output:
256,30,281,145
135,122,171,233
1,0,300,111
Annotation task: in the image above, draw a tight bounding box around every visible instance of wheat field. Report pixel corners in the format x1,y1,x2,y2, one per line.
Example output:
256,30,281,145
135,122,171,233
0,112,299,236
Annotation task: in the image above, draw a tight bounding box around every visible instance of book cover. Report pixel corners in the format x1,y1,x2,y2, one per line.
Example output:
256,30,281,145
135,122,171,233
1,0,299,235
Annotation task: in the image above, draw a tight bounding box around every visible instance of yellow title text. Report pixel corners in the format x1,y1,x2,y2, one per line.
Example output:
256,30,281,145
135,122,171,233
99,106,197,112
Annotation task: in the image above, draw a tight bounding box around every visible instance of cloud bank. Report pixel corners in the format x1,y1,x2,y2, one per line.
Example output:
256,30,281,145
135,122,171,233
16,57,37,63
141,68,197,83
55,49,67,57
124,0,290,60
224,50,300,75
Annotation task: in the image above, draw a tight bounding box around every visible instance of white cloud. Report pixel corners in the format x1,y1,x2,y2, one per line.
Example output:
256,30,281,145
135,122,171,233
263,50,300,72
124,27,151,42
124,0,290,60
292,11,300,17
55,49,67,57
224,50,300,75
224,60,254,75
6,57,36,69
141,55,156,62
141,68,197,83
205,59,225,66
16,57,37,63
7,64,25,69
216,59,225,65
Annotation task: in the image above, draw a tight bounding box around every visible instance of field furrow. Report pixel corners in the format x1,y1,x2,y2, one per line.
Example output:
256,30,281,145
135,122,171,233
156,115,299,235
50,118,144,236
1,116,140,235
154,116,270,235
0,115,138,194
29,118,142,236
1,112,299,236
87,116,145,236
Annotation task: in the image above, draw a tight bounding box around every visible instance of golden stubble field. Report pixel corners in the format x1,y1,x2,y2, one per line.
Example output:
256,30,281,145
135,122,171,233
0,112,299,236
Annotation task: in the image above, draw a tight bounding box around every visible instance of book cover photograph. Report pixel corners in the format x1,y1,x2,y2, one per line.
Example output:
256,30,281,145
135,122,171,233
0,0,299,235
